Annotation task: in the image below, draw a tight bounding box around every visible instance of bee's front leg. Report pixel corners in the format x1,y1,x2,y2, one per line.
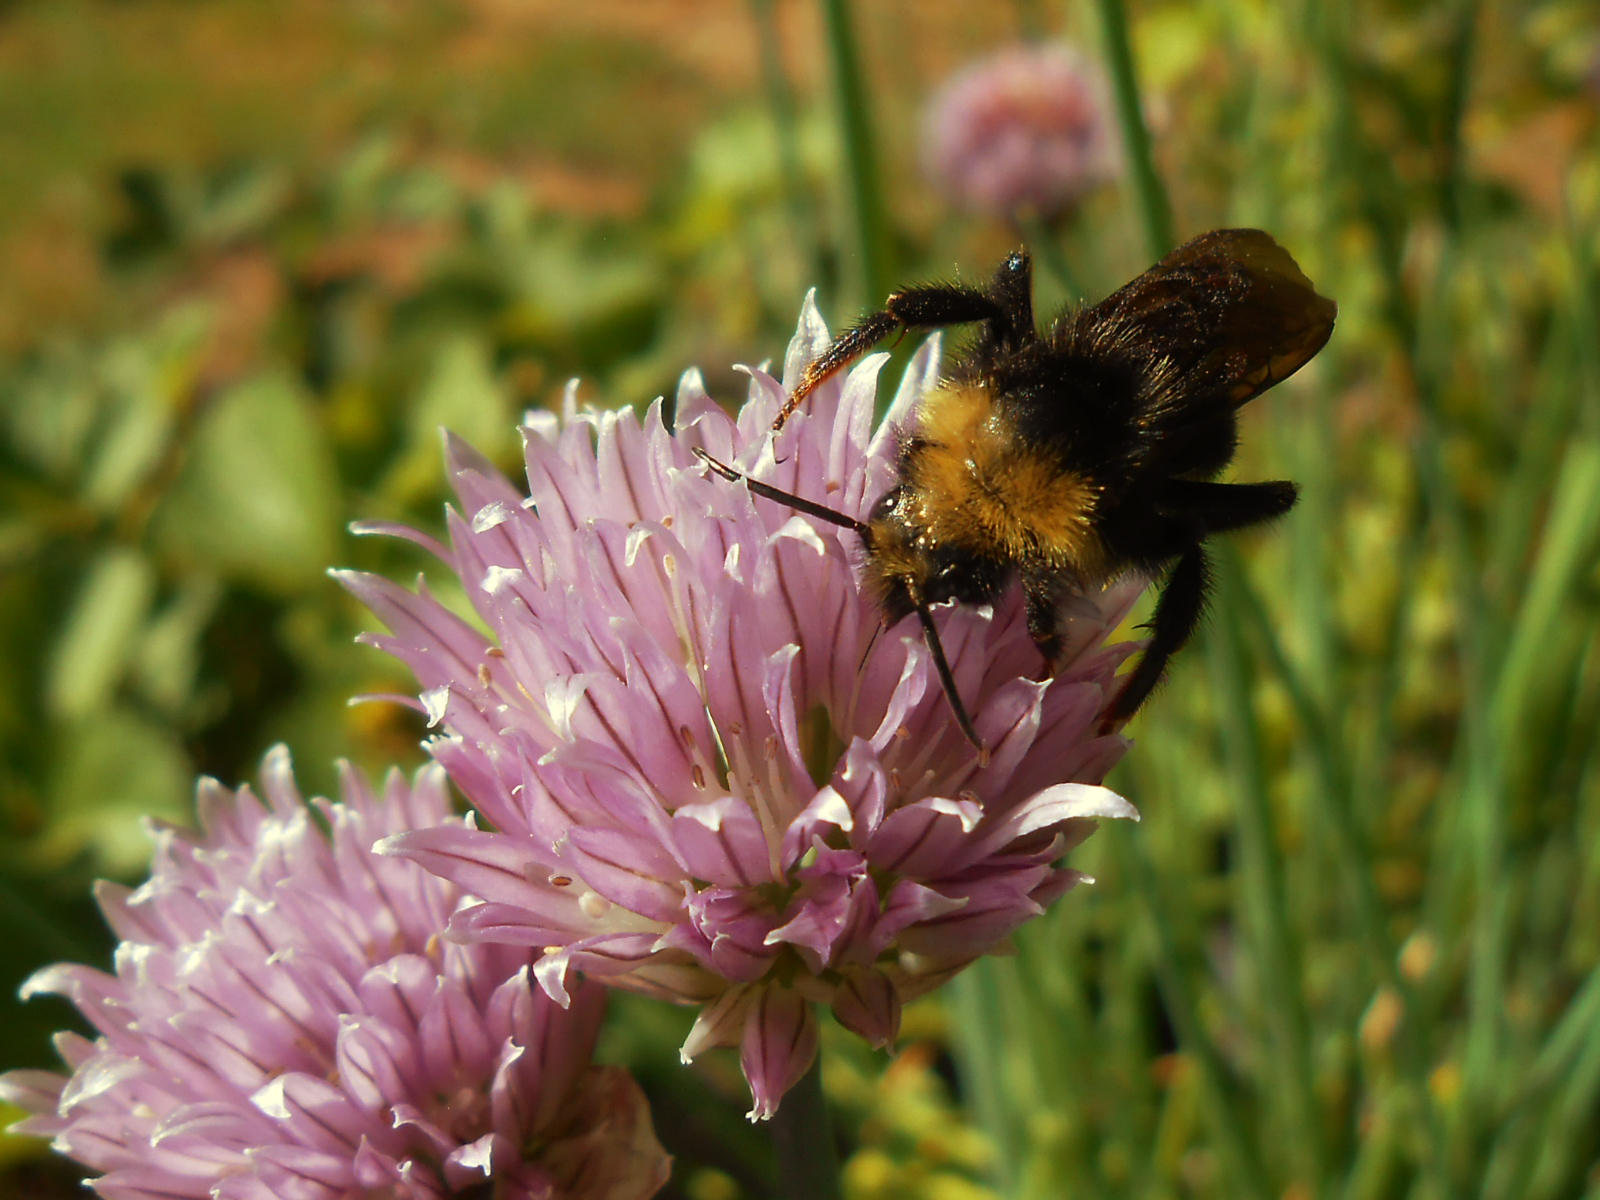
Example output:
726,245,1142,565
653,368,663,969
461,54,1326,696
773,285,1008,431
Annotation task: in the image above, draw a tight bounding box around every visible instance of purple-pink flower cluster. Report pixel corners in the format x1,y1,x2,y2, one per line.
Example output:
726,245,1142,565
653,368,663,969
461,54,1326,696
0,748,670,1200
342,298,1142,1118
923,43,1120,221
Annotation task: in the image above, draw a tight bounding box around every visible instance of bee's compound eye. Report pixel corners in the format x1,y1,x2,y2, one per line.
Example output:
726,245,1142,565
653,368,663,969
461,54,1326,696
868,487,904,524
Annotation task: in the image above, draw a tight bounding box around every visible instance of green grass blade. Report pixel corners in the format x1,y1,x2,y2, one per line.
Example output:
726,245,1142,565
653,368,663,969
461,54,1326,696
1091,0,1174,257
1205,593,1326,1192
818,0,892,312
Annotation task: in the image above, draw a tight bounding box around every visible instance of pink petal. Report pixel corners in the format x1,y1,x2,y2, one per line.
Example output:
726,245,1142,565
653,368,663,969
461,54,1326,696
670,797,775,889
334,1017,414,1112
377,826,575,927
681,985,755,1063
829,967,901,1049
563,826,687,921
869,795,986,877
741,987,819,1122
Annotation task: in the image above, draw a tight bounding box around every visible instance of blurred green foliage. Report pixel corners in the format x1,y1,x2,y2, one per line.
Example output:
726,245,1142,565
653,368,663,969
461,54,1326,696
1,0,1599,1198
945,3,1600,1199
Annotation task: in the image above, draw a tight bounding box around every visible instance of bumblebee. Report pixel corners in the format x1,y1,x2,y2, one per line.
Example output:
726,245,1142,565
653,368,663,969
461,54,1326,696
697,229,1335,755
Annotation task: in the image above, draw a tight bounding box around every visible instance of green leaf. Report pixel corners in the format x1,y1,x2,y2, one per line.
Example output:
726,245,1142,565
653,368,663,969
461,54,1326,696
154,372,340,595
81,330,190,512
45,546,155,722
1,348,99,483
132,573,223,716
379,335,514,505
43,707,190,875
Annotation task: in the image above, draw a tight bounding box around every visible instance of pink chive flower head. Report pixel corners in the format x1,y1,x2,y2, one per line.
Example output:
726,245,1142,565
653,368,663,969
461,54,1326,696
343,298,1142,1120
923,42,1120,220
0,747,670,1200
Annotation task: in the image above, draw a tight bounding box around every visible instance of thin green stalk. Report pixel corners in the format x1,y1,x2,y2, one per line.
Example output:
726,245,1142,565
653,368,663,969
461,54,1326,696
1343,1088,1405,1200
1020,919,1111,1197
1489,441,1600,758
1569,199,1600,436
1219,544,1446,1178
771,1047,842,1200
1351,503,1428,829
1523,999,1600,1200
1542,965,1600,1088
819,0,892,313
953,910,1114,1198
749,0,823,290
1091,0,1174,258
1207,593,1325,1194
1436,0,1478,234
947,960,1032,1199
1311,10,1493,1187
1455,441,1600,1196
1105,893,1160,1194
1284,393,1338,704
1308,11,1497,1036
1110,826,1274,1199
1482,321,1581,649
1434,287,1596,1188
1480,959,1600,1198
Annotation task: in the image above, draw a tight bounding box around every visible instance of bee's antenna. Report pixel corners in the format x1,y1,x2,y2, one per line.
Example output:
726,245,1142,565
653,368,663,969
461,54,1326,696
911,600,990,767
692,447,868,535
857,622,884,672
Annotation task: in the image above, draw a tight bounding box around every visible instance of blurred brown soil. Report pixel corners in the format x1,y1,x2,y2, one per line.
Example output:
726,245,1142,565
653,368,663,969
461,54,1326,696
0,0,1024,350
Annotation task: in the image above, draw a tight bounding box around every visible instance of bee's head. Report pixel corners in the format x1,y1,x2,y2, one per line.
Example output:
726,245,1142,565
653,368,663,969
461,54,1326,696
861,483,1013,630
861,485,930,627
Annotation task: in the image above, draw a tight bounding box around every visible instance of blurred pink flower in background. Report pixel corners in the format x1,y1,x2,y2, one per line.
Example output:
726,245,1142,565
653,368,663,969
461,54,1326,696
342,298,1142,1120
923,43,1120,221
0,748,670,1200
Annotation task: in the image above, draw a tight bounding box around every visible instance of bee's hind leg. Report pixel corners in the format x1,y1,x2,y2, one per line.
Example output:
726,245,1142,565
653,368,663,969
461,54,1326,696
1022,567,1066,679
1099,545,1213,734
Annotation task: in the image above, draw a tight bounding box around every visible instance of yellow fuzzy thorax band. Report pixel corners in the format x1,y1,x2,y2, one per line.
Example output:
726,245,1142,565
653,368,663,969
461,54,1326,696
906,383,1105,574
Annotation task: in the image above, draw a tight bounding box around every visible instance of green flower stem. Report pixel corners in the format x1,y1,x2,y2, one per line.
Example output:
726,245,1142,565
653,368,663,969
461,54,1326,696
749,0,822,287
820,0,892,313
1572,206,1600,436
1313,8,1490,1185
1205,594,1325,1194
947,960,1031,1198
1481,958,1600,1198
1407,228,1502,1200
1437,0,1478,233
1092,0,1174,258
1281,397,1337,704
1524,993,1600,1200
1456,439,1600,1189
1110,827,1272,1200
1488,441,1600,773
1218,543,1446,1178
1456,165,1600,1200
772,1047,842,1200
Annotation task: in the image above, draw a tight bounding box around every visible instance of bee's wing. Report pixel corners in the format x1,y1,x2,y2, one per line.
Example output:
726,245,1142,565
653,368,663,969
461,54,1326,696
1087,229,1336,407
